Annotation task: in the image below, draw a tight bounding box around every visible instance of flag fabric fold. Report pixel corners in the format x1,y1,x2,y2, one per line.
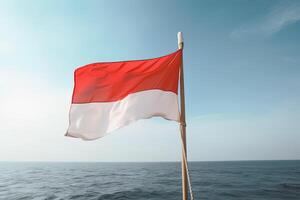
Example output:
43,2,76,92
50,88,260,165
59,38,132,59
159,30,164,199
66,49,182,140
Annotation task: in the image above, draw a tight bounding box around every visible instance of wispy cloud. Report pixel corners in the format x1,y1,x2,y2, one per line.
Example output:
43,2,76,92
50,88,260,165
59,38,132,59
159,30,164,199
282,56,300,64
231,1,300,38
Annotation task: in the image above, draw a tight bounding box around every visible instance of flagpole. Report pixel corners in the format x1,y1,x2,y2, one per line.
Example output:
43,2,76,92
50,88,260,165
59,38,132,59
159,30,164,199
178,32,188,200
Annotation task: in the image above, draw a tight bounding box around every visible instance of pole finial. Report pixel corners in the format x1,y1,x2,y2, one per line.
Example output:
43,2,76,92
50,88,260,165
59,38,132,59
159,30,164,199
177,32,184,49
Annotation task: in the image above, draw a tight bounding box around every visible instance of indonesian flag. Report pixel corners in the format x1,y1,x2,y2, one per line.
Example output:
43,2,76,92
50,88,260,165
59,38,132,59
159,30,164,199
66,49,182,140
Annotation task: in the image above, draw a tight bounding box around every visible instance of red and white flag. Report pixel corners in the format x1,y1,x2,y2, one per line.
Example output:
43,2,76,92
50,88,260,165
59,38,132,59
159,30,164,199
66,49,182,140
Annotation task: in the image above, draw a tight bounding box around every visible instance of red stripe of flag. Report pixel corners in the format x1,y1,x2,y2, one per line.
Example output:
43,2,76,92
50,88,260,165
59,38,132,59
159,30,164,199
72,49,182,103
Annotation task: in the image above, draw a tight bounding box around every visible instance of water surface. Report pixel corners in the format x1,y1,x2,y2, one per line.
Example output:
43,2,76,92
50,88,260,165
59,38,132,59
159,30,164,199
0,160,299,199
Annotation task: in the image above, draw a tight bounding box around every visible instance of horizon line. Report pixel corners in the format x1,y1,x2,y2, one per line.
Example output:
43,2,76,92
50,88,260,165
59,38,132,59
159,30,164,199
0,159,299,163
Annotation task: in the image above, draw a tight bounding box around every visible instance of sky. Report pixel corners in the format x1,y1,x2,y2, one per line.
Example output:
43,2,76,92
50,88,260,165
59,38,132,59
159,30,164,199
0,0,299,162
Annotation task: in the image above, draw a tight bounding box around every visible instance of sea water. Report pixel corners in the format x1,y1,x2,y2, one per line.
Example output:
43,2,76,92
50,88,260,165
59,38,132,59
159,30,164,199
0,160,299,200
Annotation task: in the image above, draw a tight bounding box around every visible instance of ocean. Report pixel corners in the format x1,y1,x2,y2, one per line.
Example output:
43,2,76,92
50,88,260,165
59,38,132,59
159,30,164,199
0,160,299,200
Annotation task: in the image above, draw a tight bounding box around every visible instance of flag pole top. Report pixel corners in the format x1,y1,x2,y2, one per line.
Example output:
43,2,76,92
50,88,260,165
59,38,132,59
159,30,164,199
177,32,184,49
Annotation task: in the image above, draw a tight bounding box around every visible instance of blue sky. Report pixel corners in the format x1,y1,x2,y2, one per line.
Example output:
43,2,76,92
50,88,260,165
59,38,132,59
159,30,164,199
0,0,299,161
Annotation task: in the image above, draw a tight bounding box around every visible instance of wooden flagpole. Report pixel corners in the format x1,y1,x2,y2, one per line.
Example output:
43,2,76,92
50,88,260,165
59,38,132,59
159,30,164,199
178,32,188,200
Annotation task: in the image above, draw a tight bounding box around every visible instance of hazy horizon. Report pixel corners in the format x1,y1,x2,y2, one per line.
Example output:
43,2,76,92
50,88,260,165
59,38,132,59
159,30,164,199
1,159,300,163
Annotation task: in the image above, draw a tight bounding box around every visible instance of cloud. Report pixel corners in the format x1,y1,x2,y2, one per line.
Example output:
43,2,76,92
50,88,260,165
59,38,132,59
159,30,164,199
282,56,300,64
230,1,300,38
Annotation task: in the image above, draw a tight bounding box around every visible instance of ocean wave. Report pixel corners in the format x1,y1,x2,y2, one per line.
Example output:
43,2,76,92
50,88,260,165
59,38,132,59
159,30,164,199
0,161,300,200
279,183,300,190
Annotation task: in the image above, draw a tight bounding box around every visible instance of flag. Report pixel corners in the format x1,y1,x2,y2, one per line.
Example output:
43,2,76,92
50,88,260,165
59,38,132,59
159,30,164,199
66,49,182,140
